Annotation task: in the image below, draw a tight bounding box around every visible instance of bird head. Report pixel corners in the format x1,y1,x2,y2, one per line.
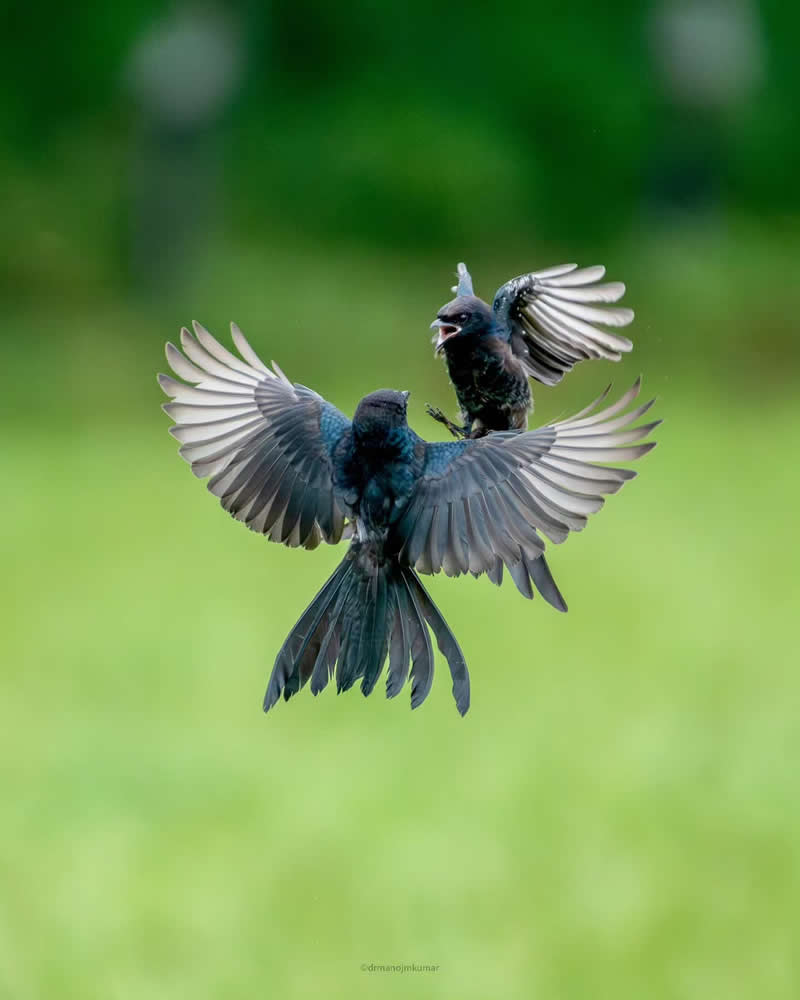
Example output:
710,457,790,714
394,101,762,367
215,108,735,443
354,389,410,433
431,295,494,354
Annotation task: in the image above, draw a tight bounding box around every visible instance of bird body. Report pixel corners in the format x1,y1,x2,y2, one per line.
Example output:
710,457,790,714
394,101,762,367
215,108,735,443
439,332,531,435
335,392,419,534
429,262,635,438
160,322,657,715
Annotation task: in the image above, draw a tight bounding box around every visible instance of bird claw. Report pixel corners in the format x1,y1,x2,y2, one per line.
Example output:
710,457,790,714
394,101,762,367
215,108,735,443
425,404,445,422
425,404,467,439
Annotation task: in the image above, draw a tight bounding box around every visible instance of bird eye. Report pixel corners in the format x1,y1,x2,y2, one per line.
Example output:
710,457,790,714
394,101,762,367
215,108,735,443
459,313,468,322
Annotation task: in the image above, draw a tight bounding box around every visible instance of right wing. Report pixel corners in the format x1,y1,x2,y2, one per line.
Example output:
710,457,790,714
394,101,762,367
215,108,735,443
492,263,635,385
158,321,351,549
395,379,658,579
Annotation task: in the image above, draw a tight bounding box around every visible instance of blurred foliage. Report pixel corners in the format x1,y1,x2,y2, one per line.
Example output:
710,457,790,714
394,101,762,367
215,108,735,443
2,0,800,262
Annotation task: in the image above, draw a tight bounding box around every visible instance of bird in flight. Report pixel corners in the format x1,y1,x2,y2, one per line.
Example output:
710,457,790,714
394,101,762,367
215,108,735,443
428,261,635,438
159,322,658,715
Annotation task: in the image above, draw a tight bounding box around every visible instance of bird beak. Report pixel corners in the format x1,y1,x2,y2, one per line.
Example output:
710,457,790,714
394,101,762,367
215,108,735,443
430,318,461,354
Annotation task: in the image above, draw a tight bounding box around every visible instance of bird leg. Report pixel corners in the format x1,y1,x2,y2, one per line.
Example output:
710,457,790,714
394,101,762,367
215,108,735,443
424,404,469,439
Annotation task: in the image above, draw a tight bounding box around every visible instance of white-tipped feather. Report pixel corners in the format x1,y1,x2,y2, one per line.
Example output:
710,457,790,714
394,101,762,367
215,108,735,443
524,473,605,515
541,264,606,286
548,424,659,448
555,398,655,437
406,379,657,579
230,322,273,375
528,262,579,280
491,261,635,383
536,294,634,329
549,444,653,463
165,344,252,395
162,401,258,423
206,458,251,497
159,322,350,549
168,413,263,444
179,328,260,385
159,379,253,406
541,281,626,304
557,376,643,430
166,341,212,384
186,455,226,480
270,360,292,386
522,312,616,363
192,320,264,377
537,294,634,329
178,422,265,463
522,309,611,358
532,462,624,496
515,474,582,534
159,322,657,593
529,300,633,353
539,454,635,483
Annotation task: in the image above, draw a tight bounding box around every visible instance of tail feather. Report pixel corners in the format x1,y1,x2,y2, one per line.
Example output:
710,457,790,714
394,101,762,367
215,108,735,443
264,543,470,713
263,563,351,711
309,564,355,695
336,576,366,693
408,572,470,716
386,602,410,699
361,569,389,696
354,571,379,692
401,573,435,710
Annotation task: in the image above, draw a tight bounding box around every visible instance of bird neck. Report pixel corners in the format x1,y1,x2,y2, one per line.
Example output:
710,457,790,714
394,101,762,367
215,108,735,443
353,421,412,458
443,326,504,363
445,311,499,351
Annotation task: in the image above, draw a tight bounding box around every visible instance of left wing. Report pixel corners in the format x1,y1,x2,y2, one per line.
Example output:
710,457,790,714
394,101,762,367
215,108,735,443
158,321,351,549
492,263,635,386
394,379,658,579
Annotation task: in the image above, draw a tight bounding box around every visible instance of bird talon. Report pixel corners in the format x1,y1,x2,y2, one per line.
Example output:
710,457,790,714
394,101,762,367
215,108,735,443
425,404,466,438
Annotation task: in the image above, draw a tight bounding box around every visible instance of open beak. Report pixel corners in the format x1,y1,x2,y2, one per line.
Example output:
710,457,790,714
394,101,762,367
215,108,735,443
430,318,461,354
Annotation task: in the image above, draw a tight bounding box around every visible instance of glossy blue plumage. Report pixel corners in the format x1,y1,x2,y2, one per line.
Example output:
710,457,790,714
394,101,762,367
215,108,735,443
420,438,471,477
160,322,653,716
431,260,635,436
319,399,351,453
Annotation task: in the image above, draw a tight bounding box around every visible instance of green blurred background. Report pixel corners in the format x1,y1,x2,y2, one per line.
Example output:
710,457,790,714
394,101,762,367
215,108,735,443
2,2,799,997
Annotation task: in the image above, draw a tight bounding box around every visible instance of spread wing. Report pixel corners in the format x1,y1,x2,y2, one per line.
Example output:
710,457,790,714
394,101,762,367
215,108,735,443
158,321,351,549
394,379,658,580
492,263,635,386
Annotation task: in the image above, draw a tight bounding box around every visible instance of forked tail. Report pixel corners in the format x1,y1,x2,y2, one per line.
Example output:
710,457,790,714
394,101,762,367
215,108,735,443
264,542,470,715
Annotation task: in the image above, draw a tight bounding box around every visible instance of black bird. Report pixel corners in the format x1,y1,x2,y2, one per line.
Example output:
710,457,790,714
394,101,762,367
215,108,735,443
428,262,635,438
159,322,658,715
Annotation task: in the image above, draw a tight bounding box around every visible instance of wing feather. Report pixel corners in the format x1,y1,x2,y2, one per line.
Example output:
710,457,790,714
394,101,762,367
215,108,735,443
159,324,350,548
395,381,657,581
492,262,635,385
